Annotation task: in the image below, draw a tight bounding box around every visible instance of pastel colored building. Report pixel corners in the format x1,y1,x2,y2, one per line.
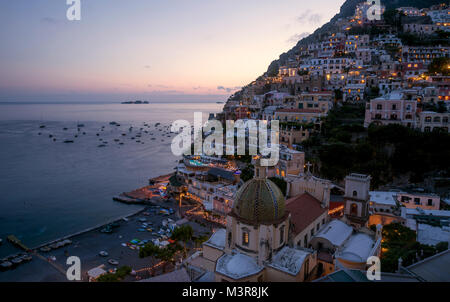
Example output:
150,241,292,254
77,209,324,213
364,91,417,128
419,111,450,133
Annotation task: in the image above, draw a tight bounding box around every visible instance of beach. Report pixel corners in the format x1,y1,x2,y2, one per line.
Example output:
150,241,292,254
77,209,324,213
0,193,213,282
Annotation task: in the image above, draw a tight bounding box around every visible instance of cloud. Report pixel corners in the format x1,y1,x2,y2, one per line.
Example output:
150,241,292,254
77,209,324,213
217,86,241,93
296,10,323,25
156,84,173,89
144,65,151,69
287,32,310,44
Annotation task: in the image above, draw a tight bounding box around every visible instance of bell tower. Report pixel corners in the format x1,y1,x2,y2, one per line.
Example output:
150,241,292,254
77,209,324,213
343,173,371,228
253,156,267,179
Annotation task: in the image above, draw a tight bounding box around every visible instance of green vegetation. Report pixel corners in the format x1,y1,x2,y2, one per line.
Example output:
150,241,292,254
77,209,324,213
428,57,450,76
269,177,287,195
192,234,210,248
398,32,450,47
97,266,132,282
318,124,450,186
302,104,450,187
240,164,254,182
171,225,194,256
139,242,181,273
379,223,448,273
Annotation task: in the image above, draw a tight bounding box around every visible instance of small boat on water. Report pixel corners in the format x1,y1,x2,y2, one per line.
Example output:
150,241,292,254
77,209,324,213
63,140,74,143
40,246,51,252
77,123,85,128
0,261,12,271
11,257,22,265
39,125,46,129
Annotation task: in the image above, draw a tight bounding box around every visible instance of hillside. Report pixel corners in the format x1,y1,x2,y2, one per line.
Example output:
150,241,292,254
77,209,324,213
262,0,445,77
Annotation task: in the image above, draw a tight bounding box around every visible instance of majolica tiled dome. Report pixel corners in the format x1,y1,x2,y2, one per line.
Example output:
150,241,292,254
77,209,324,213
232,177,286,224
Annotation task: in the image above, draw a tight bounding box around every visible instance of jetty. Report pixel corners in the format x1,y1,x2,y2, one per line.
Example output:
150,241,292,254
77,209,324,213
7,235,30,251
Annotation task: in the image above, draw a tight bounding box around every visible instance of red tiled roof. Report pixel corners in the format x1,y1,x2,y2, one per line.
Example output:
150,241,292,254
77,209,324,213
285,192,328,235
276,109,322,113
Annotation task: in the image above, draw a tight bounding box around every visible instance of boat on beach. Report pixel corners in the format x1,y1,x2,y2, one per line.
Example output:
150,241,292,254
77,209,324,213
112,194,146,204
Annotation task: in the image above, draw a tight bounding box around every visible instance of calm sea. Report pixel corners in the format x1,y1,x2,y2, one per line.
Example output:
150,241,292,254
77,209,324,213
0,102,223,257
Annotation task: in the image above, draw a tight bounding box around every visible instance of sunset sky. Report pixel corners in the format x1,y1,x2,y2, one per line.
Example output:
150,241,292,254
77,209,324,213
0,0,344,102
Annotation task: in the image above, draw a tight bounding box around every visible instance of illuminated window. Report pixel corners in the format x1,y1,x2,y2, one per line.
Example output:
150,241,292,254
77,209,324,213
242,230,249,246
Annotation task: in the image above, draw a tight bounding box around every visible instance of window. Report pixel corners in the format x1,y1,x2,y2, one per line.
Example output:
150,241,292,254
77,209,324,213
427,199,433,206
376,104,382,110
350,203,358,216
280,227,284,244
310,229,314,237
353,190,358,197
242,230,249,246
316,223,320,231
304,234,308,248
414,198,420,205
392,104,397,110
401,196,410,203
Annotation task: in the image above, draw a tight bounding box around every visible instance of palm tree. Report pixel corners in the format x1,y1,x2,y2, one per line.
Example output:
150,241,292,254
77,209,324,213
171,225,193,257
156,247,176,273
139,243,160,275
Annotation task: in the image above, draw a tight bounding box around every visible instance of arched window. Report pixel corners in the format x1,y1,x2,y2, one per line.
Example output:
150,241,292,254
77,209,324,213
242,229,249,246
350,203,358,216
352,190,358,197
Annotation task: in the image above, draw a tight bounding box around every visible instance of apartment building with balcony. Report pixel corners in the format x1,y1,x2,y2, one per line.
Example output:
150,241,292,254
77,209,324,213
418,111,450,133
364,91,417,128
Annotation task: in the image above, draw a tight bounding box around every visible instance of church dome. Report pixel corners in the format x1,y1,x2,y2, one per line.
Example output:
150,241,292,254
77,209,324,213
232,177,286,224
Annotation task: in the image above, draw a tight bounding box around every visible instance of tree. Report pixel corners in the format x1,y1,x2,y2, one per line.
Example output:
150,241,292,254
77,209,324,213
97,266,132,282
380,223,445,272
139,242,160,259
428,57,450,76
240,164,254,182
139,242,160,275
268,177,287,195
156,247,177,273
436,241,449,253
171,225,194,256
